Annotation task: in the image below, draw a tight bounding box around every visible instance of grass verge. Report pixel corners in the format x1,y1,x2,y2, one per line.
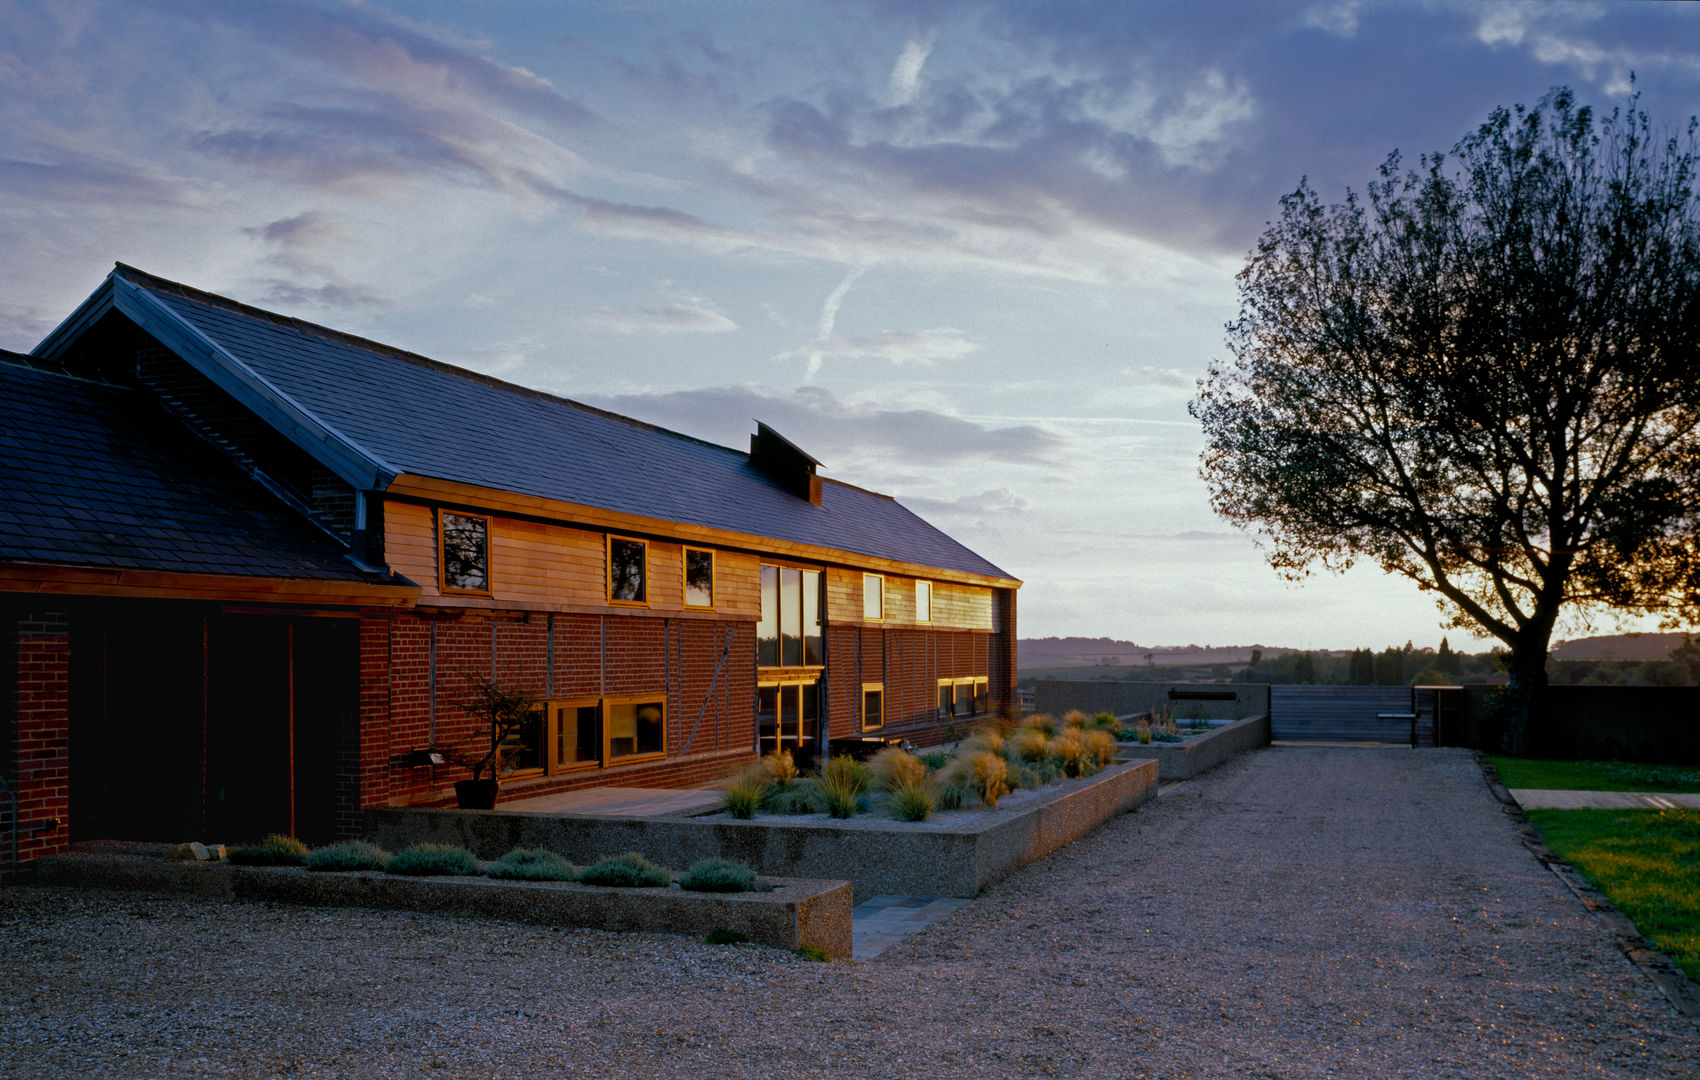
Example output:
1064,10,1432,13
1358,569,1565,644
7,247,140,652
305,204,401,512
1489,757,1700,793
1524,807,1700,982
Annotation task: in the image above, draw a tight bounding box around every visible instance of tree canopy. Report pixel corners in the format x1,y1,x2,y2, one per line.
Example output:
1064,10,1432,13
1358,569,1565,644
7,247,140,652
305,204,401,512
1190,88,1700,752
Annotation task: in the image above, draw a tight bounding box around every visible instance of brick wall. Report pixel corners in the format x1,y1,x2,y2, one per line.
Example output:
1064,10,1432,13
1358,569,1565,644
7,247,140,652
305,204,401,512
9,609,71,864
357,608,759,814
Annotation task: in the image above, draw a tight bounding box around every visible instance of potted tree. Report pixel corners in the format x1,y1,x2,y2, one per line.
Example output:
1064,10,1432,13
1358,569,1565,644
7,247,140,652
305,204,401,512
435,678,540,810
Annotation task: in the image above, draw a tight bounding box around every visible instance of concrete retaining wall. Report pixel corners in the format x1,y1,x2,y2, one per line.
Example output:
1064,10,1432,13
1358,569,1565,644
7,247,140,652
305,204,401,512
367,758,1160,900
1115,714,1270,780
1035,681,1270,722
33,854,852,959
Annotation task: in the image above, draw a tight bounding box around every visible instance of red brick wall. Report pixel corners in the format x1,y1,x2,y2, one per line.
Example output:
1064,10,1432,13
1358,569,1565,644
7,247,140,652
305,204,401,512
357,609,757,814
11,611,71,864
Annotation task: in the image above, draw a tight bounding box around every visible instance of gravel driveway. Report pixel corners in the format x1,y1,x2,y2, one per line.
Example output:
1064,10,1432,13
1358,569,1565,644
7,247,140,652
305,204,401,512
2,746,1694,1079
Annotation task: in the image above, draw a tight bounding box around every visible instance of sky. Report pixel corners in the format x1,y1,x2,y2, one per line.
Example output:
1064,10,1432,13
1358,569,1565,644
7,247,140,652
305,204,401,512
4,0,1699,651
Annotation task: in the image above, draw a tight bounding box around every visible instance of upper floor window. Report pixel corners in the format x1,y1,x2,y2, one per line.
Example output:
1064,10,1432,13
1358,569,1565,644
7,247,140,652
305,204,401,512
608,536,647,603
863,573,884,620
439,511,490,594
759,564,822,667
684,548,715,608
915,580,933,623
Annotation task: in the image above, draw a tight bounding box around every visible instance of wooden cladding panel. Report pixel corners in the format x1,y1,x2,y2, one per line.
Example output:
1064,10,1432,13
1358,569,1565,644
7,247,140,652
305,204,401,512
823,567,992,631
385,499,759,617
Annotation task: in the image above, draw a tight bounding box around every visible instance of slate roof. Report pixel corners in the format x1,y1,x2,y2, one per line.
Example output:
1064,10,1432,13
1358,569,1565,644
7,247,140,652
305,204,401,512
0,353,406,585
96,267,1016,582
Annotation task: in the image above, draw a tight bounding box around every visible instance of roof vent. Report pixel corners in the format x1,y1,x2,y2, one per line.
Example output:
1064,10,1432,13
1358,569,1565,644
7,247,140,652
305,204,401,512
750,421,822,505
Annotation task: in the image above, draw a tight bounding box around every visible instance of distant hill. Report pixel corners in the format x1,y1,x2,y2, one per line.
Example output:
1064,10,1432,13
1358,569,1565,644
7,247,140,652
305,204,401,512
1550,633,1690,662
1019,637,1298,668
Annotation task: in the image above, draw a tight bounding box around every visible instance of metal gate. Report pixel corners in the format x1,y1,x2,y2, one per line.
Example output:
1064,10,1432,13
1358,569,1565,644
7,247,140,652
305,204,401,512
1270,686,1416,743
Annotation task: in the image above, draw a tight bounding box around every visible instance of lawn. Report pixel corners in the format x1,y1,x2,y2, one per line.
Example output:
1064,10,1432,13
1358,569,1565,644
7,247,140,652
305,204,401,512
1489,756,1700,793
1524,807,1700,982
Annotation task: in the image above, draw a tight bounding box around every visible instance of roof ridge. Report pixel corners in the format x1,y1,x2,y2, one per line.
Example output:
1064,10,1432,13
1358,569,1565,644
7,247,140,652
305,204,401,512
110,263,751,462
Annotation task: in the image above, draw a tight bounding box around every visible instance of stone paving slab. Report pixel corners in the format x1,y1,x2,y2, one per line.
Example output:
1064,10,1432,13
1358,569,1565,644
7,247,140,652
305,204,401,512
851,894,970,961
1510,788,1700,810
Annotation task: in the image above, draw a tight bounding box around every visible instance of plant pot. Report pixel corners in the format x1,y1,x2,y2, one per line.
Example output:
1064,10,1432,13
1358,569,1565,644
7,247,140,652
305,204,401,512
454,778,500,810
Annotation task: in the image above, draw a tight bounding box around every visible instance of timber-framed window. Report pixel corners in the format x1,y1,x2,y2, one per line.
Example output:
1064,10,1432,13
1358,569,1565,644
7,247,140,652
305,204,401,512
862,683,884,731
684,547,715,608
438,511,491,595
608,536,648,604
543,694,667,771
936,677,990,722
915,580,933,623
863,573,884,620
758,564,823,669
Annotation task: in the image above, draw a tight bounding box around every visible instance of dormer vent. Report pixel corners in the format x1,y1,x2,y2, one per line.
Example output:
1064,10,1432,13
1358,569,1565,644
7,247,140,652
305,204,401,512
750,421,822,505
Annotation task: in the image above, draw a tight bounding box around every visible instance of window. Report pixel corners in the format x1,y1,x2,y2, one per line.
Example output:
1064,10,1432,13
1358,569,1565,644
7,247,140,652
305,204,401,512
439,511,490,593
863,573,884,620
606,696,666,761
862,684,884,731
758,564,822,668
608,536,647,603
937,677,990,721
915,580,932,623
543,695,666,771
551,699,602,770
684,548,714,607
499,702,544,775
758,680,819,755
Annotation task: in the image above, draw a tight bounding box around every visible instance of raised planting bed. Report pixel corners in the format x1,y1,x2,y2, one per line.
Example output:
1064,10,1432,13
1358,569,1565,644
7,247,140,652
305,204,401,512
31,849,851,959
368,757,1160,901
1114,713,1269,780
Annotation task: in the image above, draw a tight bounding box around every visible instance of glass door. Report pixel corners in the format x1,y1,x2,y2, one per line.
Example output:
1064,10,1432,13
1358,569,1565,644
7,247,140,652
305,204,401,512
757,680,819,757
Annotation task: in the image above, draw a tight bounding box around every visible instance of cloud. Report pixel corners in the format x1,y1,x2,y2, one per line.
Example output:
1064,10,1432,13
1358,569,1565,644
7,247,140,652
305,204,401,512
257,278,387,312
578,303,738,335
582,383,1063,469
778,327,978,369
901,486,1031,521
243,210,349,253
889,32,936,106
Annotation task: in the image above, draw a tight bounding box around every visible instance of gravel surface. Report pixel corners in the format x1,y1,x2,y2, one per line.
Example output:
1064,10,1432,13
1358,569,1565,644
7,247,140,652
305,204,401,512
3,746,1694,1079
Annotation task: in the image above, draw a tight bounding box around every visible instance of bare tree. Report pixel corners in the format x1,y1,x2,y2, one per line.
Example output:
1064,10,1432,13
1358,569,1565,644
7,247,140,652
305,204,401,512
1191,88,1700,753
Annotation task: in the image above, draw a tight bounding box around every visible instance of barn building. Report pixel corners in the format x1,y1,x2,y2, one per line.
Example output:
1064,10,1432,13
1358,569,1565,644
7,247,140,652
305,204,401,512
0,265,1019,872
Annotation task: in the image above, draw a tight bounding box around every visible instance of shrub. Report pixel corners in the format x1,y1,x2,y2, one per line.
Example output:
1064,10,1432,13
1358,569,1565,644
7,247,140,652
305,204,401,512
1082,729,1118,770
944,749,1010,808
579,851,671,888
759,749,798,785
720,768,767,819
794,945,830,962
933,777,978,810
868,746,928,791
679,857,757,893
228,834,309,866
817,767,866,819
1049,729,1089,777
887,779,935,821
1022,713,1059,737
1089,711,1120,732
1138,725,1154,745
386,843,480,876
961,725,1005,757
486,848,577,881
304,840,390,872
821,754,870,795
1007,728,1051,763
919,750,953,771
1062,709,1089,728
764,778,824,814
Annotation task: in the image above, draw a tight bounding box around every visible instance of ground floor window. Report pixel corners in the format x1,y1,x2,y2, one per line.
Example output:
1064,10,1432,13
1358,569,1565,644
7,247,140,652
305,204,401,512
862,683,884,731
936,677,990,722
540,694,666,772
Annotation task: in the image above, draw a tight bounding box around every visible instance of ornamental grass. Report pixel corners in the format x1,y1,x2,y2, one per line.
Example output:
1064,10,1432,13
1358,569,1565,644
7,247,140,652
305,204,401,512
868,746,928,792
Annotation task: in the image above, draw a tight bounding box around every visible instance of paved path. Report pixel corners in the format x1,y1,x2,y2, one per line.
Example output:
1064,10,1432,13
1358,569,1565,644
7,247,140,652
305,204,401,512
1511,788,1700,810
2,746,1694,1079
